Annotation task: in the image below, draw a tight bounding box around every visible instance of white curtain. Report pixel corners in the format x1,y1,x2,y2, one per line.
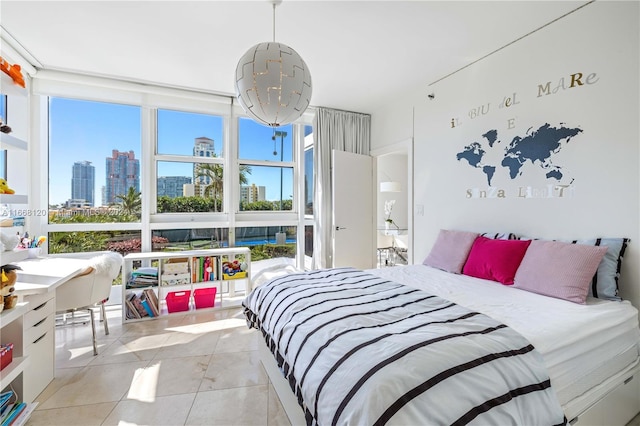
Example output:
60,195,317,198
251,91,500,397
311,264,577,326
312,107,371,269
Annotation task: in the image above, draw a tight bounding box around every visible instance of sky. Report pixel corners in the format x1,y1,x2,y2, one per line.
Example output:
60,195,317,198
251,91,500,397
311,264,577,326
48,98,297,206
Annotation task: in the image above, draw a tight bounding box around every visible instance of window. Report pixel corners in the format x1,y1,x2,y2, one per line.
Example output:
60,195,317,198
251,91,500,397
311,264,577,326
156,161,223,212
157,109,224,157
49,230,142,255
152,228,229,250
303,125,314,267
0,95,8,179
304,124,314,216
238,118,294,212
40,80,311,269
48,97,141,220
235,226,297,261
156,109,225,213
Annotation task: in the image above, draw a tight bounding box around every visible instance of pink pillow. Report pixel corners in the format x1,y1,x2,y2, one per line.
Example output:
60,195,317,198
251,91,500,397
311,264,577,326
462,236,531,285
514,240,608,304
423,229,479,274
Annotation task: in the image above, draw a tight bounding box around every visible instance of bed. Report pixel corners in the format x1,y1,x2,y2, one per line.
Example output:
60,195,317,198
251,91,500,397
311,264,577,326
243,234,640,425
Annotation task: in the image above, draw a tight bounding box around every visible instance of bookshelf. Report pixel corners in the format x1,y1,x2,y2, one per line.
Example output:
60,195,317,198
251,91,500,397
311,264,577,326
0,302,38,425
122,247,251,323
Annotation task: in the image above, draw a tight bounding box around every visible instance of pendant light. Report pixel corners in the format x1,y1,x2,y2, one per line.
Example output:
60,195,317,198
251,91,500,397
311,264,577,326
234,0,312,128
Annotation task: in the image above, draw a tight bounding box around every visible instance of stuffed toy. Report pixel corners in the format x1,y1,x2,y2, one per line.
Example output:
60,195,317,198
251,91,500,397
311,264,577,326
0,233,19,252
0,178,15,195
0,264,20,310
0,117,11,134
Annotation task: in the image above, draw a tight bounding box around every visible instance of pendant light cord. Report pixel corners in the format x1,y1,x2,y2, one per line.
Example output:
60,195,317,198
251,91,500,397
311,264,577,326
272,2,276,42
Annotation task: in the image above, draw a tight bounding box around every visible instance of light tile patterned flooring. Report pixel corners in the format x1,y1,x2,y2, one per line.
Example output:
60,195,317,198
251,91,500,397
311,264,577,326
25,305,640,426
27,306,292,426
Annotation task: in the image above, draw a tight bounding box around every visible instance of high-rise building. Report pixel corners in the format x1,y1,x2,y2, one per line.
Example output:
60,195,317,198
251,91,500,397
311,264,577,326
105,150,140,204
158,176,192,198
71,160,95,206
240,183,266,203
193,137,216,197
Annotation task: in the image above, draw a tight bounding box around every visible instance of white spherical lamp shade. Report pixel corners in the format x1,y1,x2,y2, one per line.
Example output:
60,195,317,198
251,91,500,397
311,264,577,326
235,42,312,127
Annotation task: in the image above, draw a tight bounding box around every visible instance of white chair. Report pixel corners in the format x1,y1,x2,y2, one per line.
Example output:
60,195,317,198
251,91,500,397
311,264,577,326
393,234,409,264
377,233,395,267
56,252,123,355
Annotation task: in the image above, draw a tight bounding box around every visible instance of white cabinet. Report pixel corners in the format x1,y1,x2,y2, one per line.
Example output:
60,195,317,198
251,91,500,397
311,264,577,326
122,248,251,323
20,291,55,403
0,302,29,397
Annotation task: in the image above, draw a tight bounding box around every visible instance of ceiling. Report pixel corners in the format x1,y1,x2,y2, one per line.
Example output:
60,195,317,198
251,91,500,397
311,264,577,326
1,1,588,114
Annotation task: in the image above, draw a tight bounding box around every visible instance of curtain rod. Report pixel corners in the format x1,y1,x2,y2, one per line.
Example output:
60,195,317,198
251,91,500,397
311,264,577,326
318,106,371,117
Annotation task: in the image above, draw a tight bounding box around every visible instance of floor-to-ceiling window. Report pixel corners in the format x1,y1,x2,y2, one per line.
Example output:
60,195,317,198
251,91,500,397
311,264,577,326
39,76,313,269
47,97,143,255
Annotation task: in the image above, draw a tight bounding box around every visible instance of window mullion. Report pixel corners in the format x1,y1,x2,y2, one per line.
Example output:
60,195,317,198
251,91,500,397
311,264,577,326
141,106,154,252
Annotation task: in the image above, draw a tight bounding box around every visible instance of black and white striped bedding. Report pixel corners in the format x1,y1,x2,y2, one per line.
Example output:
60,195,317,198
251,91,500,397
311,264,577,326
243,267,567,426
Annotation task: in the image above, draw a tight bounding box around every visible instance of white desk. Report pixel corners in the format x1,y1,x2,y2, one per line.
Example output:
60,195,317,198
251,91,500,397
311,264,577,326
9,256,90,402
14,257,89,297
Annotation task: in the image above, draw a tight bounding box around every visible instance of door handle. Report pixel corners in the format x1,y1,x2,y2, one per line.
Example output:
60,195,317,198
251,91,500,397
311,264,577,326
335,226,347,231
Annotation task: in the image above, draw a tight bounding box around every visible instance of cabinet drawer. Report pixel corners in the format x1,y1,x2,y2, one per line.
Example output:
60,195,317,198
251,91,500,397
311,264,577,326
24,296,55,328
23,329,54,403
24,313,54,346
23,292,54,309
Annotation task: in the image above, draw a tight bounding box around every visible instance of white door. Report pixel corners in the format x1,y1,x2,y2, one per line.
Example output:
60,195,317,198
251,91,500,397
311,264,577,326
332,150,374,269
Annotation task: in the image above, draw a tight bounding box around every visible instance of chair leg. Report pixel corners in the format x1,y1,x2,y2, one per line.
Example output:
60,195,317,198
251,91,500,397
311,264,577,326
100,302,109,335
89,308,98,356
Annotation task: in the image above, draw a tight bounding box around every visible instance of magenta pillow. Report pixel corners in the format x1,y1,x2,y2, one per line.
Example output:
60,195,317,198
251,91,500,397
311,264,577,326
423,229,479,274
514,240,608,304
462,236,531,285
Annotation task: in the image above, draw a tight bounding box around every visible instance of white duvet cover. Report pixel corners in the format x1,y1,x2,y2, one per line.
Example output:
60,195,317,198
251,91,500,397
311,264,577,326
370,265,640,409
244,267,569,425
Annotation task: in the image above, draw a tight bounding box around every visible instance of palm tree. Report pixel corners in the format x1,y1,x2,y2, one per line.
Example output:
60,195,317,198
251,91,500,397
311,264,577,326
115,186,141,216
195,164,223,209
195,164,252,212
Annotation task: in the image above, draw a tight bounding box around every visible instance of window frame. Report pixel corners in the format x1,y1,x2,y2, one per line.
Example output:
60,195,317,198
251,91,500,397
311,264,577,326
31,72,314,268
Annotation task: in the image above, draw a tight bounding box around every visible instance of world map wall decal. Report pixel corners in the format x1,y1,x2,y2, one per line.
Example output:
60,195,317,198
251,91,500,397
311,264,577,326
457,122,583,188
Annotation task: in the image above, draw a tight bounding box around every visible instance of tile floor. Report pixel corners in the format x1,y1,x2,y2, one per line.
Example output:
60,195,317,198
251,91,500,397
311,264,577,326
25,305,640,426
26,305,292,426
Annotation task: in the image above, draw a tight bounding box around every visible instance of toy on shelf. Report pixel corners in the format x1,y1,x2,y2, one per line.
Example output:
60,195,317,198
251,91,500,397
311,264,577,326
0,264,20,311
0,178,15,194
0,233,19,252
0,118,11,134
0,56,25,88
222,259,248,279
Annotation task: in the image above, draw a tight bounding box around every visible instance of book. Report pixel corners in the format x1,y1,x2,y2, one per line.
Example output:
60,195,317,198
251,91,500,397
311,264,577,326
143,289,160,317
129,293,148,318
0,404,14,424
125,293,141,319
10,402,37,426
139,292,155,317
1,402,25,426
0,391,12,415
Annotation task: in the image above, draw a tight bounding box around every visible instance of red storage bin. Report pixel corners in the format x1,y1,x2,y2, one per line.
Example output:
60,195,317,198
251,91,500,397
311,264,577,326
0,343,14,371
165,290,191,313
194,287,217,309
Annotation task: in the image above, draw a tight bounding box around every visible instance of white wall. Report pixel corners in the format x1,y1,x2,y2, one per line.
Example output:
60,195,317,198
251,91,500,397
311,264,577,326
370,2,640,306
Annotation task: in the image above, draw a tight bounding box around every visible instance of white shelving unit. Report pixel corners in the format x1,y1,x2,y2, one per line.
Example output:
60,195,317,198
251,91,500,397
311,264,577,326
0,249,28,265
0,133,27,151
0,301,36,425
122,247,252,323
0,68,39,424
1,69,29,213
0,72,27,98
